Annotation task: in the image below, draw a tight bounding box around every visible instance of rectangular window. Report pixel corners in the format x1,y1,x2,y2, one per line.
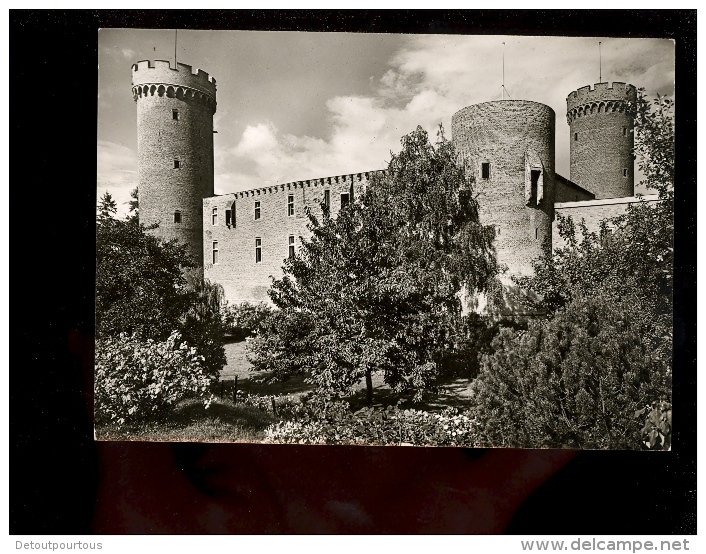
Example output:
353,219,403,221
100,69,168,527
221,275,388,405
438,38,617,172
173,159,182,169
212,207,217,225
481,162,490,179
254,200,261,220
255,238,262,263
225,209,232,226
212,241,219,264
535,228,539,240
172,109,180,121
340,193,350,209
288,194,294,216
530,169,541,203
574,132,578,141
324,189,330,210
288,235,295,259
173,211,181,224
622,127,627,136
623,168,628,177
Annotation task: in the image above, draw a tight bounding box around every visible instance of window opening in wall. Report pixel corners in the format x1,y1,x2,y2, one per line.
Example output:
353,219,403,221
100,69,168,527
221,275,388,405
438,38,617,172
340,193,350,209
173,211,182,224
173,159,182,169
574,132,578,141
481,162,490,179
255,238,262,263
172,109,180,121
324,189,330,210
254,200,261,220
530,169,541,203
212,207,217,225
288,194,295,216
623,168,628,177
535,228,539,240
225,209,232,226
288,235,295,259
622,127,627,136
212,241,219,264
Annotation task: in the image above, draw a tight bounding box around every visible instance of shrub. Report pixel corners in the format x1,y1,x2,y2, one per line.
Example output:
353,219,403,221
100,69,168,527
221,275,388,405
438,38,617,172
469,295,670,449
263,395,477,446
222,302,274,340
95,331,215,427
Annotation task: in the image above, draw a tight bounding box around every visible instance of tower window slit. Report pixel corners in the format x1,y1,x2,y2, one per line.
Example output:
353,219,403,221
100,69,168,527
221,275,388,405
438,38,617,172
481,162,490,179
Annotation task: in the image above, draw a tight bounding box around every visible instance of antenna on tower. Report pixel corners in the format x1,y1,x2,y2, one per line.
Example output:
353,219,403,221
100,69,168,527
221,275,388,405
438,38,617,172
599,41,602,82
175,29,178,68
500,41,512,100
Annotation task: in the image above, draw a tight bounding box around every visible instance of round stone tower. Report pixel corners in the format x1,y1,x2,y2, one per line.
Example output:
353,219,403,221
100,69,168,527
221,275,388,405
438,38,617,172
131,60,217,264
451,100,555,281
566,82,636,199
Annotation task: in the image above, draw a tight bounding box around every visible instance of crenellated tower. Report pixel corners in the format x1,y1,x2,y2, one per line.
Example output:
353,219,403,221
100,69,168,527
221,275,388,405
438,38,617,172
131,60,217,264
566,82,636,199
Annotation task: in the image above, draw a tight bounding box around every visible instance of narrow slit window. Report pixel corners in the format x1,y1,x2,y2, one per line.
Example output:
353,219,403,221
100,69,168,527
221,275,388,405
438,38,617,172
287,194,295,216
255,238,262,263
530,169,541,203
225,209,232,226
172,109,180,121
212,207,217,225
173,211,182,224
481,162,490,179
623,168,628,177
324,189,330,210
288,235,295,259
254,200,261,220
212,241,219,264
173,159,182,169
622,127,627,136
340,193,350,209
535,228,539,240
574,132,578,141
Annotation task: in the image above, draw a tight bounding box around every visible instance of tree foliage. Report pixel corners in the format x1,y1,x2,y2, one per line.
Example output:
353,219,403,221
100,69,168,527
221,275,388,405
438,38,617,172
248,126,498,404
95,192,226,378
479,90,675,449
470,295,670,449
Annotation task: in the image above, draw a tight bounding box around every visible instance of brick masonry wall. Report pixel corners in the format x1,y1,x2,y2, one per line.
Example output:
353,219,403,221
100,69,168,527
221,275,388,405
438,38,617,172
553,195,659,249
204,172,376,305
451,100,555,282
133,61,216,263
567,82,636,200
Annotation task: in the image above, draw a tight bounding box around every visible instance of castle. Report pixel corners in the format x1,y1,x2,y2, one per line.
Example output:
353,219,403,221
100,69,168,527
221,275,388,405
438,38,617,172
131,60,657,308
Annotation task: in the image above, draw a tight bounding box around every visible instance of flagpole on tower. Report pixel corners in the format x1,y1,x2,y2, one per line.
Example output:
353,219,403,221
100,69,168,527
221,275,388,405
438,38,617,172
175,29,178,68
599,41,602,82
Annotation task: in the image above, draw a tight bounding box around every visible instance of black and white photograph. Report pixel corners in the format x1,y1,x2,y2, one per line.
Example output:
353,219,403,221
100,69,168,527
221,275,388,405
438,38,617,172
95,29,675,450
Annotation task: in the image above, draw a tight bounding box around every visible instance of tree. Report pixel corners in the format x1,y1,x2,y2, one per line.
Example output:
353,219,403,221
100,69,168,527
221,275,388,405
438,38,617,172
488,90,674,448
470,294,669,449
248,126,498,405
95,191,226,378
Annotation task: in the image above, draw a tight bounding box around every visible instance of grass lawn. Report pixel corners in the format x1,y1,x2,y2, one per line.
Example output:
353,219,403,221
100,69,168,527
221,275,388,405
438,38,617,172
95,397,278,442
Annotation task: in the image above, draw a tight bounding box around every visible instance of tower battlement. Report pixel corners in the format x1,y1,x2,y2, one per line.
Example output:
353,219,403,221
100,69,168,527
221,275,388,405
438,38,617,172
566,82,636,112
131,60,217,101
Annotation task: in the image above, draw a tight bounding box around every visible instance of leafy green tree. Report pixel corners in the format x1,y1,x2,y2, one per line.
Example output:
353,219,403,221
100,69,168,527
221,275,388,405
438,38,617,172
470,294,670,449
96,191,226,378
248,126,498,405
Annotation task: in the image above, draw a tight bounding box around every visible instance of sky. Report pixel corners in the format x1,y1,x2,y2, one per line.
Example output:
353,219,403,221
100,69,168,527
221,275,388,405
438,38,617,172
98,29,675,215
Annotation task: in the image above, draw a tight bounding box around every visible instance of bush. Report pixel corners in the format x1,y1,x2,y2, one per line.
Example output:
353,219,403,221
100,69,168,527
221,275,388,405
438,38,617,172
95,331,216,427
262,395,476,446
470,295,670,449
222,302,274,340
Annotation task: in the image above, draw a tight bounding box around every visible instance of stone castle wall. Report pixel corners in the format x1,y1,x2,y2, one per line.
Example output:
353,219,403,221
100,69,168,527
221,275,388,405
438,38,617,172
203,172,377,304
553,194,659,250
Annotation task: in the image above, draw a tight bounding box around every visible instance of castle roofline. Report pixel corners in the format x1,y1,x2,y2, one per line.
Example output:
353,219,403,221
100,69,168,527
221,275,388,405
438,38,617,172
566,82,636,112
555,194,658,209
555,173,595,199
132,59,217,99
208,169,385,200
